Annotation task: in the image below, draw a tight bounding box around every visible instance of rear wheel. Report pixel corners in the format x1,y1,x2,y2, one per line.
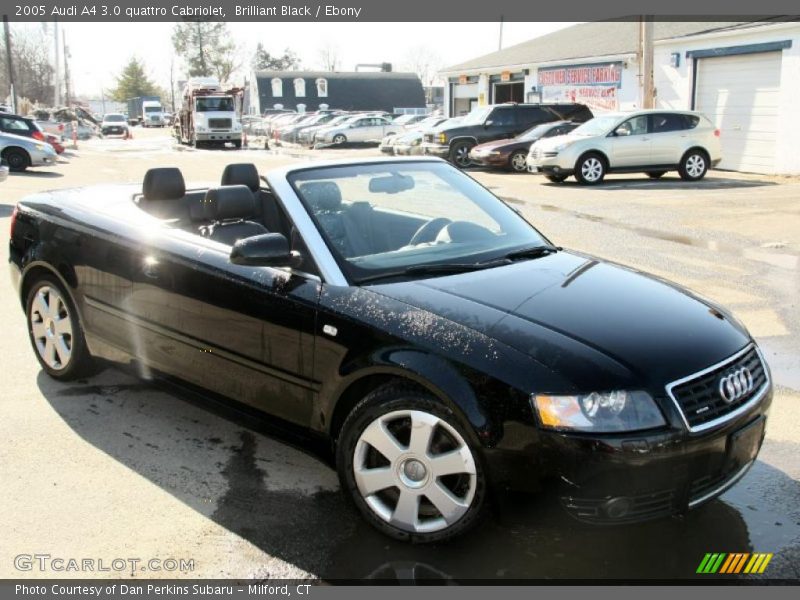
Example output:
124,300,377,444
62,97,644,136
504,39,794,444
679,150,708,181
3,148,30,172
509,150,528,173
336,383,487,542
646,171,666,179
25,275,95,380
575,152,606,185
449,141,474,168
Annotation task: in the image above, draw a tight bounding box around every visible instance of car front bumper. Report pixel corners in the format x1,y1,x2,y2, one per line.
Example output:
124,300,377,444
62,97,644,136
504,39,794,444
195,132,242,142
486,385,771,524
470,152,508,167
421,143,450,158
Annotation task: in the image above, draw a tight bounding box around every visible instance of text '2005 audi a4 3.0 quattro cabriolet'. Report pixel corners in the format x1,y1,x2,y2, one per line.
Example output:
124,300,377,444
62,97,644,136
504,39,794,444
9,157,771,542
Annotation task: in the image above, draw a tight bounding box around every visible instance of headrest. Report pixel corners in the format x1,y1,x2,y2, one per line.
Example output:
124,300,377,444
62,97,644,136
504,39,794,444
221,163,260,192
203,185,256,221
143,168,185,201
299,181,342,212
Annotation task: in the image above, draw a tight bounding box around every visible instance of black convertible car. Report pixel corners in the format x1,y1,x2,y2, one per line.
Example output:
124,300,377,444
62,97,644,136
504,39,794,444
9,157,771,542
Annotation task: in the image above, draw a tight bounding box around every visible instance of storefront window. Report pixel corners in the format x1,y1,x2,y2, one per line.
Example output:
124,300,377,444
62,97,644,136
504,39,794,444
271,78,283,97
316,78,328,97
294,78,306,97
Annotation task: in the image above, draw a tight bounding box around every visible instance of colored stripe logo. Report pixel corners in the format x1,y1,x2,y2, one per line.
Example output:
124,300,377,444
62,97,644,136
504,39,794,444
697,553,773,574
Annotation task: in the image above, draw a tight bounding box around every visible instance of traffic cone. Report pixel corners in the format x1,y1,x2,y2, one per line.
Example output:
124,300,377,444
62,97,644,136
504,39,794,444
71,121,78,149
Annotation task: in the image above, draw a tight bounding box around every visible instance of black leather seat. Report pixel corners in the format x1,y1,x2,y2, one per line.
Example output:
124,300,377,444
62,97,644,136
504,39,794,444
201,185,269,245
143,167,186,201
221,163,284,235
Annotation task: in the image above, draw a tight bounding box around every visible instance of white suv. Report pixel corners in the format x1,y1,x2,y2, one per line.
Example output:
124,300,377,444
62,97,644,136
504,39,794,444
527,109,721,184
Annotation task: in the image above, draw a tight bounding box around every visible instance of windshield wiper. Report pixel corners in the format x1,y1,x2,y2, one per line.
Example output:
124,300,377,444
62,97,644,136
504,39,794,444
354,260,511,284
498,245,560,261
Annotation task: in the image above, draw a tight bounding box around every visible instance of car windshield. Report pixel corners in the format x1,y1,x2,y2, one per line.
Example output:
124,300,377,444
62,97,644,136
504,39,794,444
195,97,234,112
571,116,620,136
322,116,351,127
516,123,559,141
289,162,549,283
460,107,492,126
144,106,161,113
105,114,125,122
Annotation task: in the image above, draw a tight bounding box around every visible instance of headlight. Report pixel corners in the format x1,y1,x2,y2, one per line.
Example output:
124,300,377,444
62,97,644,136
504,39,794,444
554,141,575,152
532,391,665,433
438,133,447,144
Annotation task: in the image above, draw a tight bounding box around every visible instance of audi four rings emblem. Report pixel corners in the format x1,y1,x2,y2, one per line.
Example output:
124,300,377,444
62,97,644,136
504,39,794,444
718,368,754,403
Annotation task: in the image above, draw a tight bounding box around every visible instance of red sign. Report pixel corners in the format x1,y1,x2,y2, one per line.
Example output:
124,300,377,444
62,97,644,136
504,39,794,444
500,71,511,82
458,75,468,85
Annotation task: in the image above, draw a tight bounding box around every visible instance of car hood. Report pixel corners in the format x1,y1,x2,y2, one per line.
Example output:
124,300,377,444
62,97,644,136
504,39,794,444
533,132,593,151
370,251,750,390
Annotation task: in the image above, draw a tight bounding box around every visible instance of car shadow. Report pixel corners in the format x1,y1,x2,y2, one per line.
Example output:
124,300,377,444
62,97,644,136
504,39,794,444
35,367,800,581
12,170,64,178
548,174,776,190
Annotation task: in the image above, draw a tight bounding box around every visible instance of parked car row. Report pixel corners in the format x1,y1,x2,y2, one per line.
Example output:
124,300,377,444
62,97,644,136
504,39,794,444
0,112,61,172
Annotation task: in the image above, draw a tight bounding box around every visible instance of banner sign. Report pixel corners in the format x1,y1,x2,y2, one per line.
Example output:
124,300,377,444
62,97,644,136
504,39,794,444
542,85,619,111
538,62,623,88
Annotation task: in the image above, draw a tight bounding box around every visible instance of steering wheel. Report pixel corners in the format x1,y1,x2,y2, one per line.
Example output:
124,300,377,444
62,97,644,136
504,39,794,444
408,217,452,246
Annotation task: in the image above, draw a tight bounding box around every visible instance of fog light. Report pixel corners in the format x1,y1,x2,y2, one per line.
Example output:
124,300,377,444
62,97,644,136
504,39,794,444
604,497,632,519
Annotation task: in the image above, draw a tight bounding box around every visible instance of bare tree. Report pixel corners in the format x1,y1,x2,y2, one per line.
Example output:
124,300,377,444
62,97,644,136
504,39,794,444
400,45,443,87
316,41,340,72
0,25,55,105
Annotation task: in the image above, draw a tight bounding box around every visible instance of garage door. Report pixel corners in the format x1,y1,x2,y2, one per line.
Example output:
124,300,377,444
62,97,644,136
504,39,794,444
695,51,782,173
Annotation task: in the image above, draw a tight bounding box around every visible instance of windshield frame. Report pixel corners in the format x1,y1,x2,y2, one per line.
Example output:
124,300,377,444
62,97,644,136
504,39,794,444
571,115,623,137
104,114,126,122
195,96,235,112
286,160,552,285
459,107,493,126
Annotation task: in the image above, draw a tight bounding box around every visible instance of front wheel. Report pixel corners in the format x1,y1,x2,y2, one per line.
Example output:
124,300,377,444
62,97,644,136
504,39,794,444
336,384,487,543
26,275,95,380
449,141,474,168
509,150,528,173
575,153,606,185
332,134,347,145
679,150,708,181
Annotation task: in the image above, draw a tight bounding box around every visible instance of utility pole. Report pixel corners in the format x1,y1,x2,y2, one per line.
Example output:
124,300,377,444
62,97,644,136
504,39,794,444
640,16,655,108
53,20,61,106
3,15,17,113
498,16,504,51
170,58,175,112
63,30,71,106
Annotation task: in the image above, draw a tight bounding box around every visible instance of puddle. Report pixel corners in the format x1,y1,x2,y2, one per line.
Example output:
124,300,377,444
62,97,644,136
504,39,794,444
517,201,800,271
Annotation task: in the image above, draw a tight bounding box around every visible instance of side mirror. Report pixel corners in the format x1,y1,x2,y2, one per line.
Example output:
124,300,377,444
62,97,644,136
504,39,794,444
484,120,494,128
230,233,303,268
613,127,630,137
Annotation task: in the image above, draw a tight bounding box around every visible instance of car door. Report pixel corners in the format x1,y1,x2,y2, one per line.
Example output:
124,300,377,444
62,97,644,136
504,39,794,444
129,229,320,426
514,106,556,135
649,113,691,165
349,118,373,142
606,115,651,168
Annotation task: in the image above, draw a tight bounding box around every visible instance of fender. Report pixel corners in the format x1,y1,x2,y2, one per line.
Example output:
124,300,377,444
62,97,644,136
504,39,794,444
448,135,479,148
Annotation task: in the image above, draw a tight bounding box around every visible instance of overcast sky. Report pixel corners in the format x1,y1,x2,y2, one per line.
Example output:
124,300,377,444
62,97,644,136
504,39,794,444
45,21,575,97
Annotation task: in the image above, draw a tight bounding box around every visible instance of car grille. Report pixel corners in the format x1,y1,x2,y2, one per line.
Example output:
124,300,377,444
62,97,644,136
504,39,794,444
208,118,232,129
561,489,675,523
424,133,435,144
667,346,767,431
529,148,541,159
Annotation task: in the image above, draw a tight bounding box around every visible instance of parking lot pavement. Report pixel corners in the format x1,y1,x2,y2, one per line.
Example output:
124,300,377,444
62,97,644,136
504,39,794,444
1,128,798,580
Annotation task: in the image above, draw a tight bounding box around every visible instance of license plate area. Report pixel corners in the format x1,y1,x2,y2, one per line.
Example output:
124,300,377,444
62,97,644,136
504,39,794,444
727,416,765,470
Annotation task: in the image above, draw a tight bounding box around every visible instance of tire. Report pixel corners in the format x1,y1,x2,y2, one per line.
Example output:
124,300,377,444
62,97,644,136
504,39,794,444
545,174,568,183
678,150,709,181
509,150,528,173
233,140,242,149
647,171,667,179
333,134,347,145
3,148,30,172
449,141,474,168
336,383,487,543
574,152,606,185
25,275,95,380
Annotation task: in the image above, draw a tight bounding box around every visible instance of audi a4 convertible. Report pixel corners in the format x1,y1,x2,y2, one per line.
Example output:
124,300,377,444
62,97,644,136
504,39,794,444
9,157,771,542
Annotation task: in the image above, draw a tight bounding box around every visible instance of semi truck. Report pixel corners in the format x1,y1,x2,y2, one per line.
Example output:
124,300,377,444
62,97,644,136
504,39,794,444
174,77,242,148
127,96,163,127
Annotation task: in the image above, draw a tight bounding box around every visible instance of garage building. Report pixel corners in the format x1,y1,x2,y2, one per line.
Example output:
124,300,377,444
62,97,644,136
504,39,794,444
440,20,800,174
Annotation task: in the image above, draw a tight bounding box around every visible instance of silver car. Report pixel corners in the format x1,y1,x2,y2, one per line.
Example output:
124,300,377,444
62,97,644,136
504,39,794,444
317,116,403,145
527,109,721,184
1,130,58,172
0,164,8,182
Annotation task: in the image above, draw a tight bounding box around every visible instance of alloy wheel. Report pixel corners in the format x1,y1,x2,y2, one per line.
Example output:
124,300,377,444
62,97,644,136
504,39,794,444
581,157,603,182
510,152,527,172
453,145,472,168
29,285,73,370
353,409,477,534
685,154,706,179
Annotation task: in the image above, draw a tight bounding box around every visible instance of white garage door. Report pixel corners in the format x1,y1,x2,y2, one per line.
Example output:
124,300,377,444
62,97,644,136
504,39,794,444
695,51,782,173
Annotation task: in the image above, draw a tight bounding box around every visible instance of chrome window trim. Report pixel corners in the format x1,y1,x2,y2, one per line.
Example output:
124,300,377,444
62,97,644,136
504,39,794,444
665,344,770,434
688,461,754,508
